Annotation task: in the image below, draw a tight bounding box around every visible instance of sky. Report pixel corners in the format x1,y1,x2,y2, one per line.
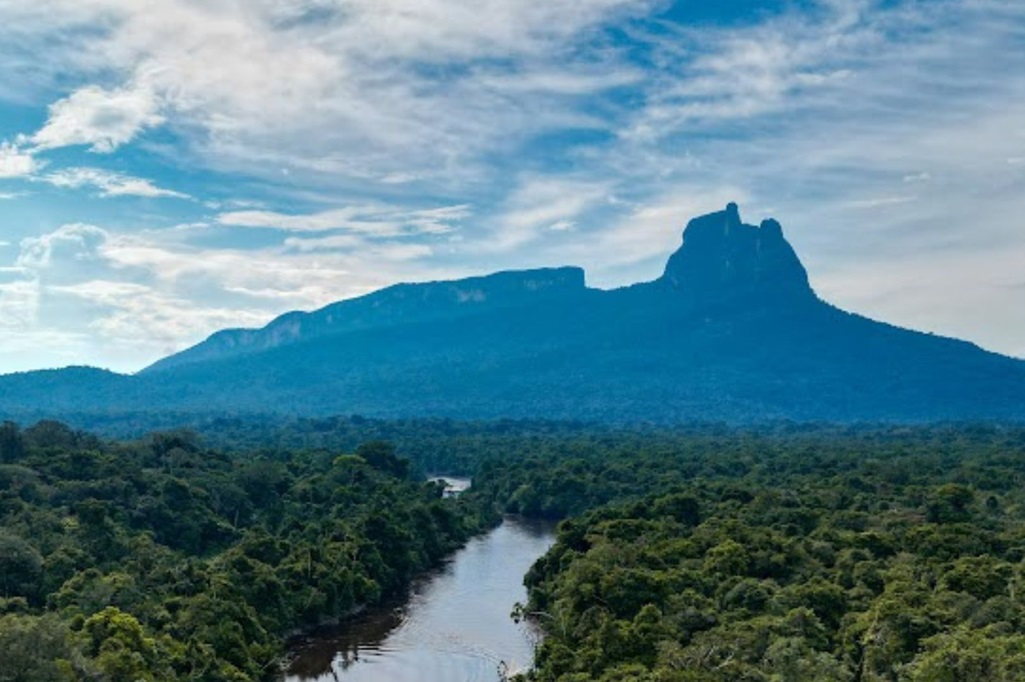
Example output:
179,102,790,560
1,0,1024,373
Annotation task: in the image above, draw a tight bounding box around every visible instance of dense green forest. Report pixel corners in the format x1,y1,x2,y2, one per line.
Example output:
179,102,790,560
464,425,1025,681
0,420,493,681
6,417,1025,681
15,412,634,474
31,412,1025,481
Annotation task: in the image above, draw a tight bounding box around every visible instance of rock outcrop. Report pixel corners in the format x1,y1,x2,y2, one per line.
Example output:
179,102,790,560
660,203,814,306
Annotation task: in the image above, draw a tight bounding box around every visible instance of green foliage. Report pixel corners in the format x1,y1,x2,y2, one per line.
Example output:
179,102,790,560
478,425,1025,682
0,613,79,681
0,531,43,603
8,418,1025,681
0,421,494,681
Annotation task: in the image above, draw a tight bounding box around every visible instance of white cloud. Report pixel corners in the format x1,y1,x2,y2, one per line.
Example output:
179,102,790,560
482,178,613,252
0,329,89,372
217,207,397,234
48,279,151,306
374,243,434,261
29,82,164,153
50,279,270,347
17,223,108,268
621,15,863,140
478,66,643,95
0,0,654,186
96,232,447,301
217,204,470,236
203,198,266,211
282,234,364,252
0,142,39,178
32,226,466,372
0,268,38,332
3,223,416,369
42,167,189,199
844,195,917,210
282,235,433,260
321,0,652,60
404,205,473,234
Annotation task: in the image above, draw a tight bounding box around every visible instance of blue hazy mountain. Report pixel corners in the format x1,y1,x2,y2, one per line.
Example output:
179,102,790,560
2,203,1024,423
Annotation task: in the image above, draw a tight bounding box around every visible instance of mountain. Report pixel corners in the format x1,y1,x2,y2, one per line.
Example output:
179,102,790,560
143,266,588,373
2,203,1024,423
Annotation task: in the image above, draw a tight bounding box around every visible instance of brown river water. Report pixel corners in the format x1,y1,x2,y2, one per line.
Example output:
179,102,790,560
284,515,557,682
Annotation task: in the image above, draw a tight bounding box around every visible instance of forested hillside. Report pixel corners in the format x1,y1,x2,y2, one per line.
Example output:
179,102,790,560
0,421,492,681
465,426,1025,680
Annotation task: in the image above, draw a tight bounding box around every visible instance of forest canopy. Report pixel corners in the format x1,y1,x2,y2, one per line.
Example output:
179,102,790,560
463,424,1025,681
4,419,1025,680
0,421,492,681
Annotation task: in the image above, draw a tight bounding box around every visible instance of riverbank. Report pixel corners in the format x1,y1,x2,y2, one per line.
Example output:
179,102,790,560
284,517,556,682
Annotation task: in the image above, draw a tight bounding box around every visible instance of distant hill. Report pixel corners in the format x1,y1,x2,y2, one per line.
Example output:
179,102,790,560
2,203,1024,423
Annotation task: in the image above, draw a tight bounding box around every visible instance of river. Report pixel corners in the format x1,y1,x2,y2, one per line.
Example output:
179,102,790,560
284,516,557,682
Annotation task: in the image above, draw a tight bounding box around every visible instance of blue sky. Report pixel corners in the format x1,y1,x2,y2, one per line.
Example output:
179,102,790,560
1,0,1024,373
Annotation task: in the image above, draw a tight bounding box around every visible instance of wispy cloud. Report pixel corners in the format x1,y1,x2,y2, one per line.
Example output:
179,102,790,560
217,204,470,236
480,178,613,252
0,275,39,332
17,222,108,268
0,217,472,370
50,279,270,349
0,0,653,187
282,236,433,260
28,81,164,153
844,195,917,210
41,167,189,199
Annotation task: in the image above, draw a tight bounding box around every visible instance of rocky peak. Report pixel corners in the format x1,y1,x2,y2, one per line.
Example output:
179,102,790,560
660,203,814,306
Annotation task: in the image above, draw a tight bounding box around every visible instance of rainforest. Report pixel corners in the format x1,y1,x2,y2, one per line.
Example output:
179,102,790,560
4,420,1025,681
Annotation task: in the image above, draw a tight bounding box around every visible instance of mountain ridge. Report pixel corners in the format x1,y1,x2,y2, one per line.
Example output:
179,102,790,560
146,202,824,375
2,203,1023,424
143,265,588,374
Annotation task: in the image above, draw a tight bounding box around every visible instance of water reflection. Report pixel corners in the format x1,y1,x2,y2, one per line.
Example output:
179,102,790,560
285,517,556,682
427,475,473,498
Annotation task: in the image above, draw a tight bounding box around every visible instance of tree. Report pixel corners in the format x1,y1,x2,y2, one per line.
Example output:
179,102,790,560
0,422,25,463
0,613,78,682
356,441,410,479
0,532,42,602
83,607,171,682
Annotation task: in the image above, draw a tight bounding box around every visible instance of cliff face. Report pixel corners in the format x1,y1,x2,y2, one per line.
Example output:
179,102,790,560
659,202,814,306
143,266,587,374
